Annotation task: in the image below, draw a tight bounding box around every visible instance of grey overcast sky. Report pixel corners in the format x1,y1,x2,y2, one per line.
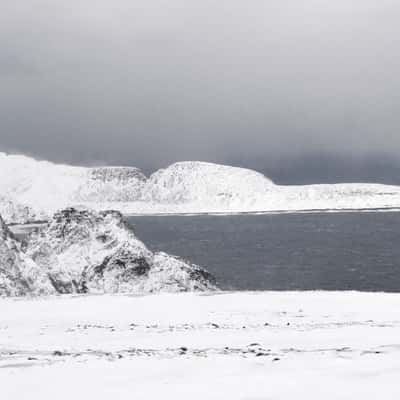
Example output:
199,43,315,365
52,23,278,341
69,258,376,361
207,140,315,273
1,1,400,183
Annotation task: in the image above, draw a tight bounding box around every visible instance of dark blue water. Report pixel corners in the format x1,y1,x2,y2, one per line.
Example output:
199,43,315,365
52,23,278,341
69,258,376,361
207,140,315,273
127,212,400,292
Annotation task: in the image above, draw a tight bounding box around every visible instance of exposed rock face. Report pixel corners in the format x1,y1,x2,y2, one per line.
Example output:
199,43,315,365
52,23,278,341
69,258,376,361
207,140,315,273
74,167,147,203
90,167,146,184
26,208,217,294
0,214,55,296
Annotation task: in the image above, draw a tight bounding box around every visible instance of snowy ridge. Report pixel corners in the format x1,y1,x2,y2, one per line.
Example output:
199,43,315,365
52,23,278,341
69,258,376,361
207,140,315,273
2,151,400,221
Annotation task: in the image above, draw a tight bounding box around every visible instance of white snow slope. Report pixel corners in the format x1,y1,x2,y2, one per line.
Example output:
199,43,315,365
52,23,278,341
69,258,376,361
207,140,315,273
2,151,400,221
1,291,400,399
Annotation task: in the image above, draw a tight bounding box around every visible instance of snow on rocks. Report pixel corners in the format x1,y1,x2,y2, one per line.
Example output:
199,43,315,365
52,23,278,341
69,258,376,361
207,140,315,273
0,152,146,216
3,151,400,220
142,161,275,207
0,214,55,296
149,252,217,292
26,208,217,294
0,195,40,224
73,167,147,203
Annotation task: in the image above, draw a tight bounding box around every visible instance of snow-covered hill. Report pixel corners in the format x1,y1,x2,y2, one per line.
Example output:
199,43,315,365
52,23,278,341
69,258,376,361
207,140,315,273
142,162,400,213
26,208,217,294
0,152,146,219
142,161,274,206
2,151,400,221
0,207,217,296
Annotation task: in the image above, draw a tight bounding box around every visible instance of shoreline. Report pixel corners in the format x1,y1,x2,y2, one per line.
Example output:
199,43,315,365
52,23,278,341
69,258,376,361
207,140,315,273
8,205,400,228
124,206,400,217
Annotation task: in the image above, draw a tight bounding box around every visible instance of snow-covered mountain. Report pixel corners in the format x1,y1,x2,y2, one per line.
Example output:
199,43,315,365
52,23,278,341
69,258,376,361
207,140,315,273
2,151,400,222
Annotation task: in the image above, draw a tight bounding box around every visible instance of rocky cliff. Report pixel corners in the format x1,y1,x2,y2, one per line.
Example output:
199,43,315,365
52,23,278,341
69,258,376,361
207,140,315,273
26,208,217,294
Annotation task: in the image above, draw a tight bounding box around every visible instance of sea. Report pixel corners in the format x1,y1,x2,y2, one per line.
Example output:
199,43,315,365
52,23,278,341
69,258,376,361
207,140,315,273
126,212,400,292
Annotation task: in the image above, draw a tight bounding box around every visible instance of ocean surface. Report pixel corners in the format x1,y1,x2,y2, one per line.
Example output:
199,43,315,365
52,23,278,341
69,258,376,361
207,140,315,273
126,212,400,292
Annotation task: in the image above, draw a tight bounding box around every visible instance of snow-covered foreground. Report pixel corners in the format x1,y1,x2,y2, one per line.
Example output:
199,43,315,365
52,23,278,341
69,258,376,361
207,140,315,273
1,291,400,399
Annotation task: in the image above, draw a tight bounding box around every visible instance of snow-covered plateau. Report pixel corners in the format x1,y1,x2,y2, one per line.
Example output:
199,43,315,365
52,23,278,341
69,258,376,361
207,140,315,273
2,152,400,223
1,291,400,399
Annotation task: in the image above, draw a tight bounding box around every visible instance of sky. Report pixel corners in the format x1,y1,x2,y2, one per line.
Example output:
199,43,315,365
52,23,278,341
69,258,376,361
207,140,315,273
1,1,400,183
